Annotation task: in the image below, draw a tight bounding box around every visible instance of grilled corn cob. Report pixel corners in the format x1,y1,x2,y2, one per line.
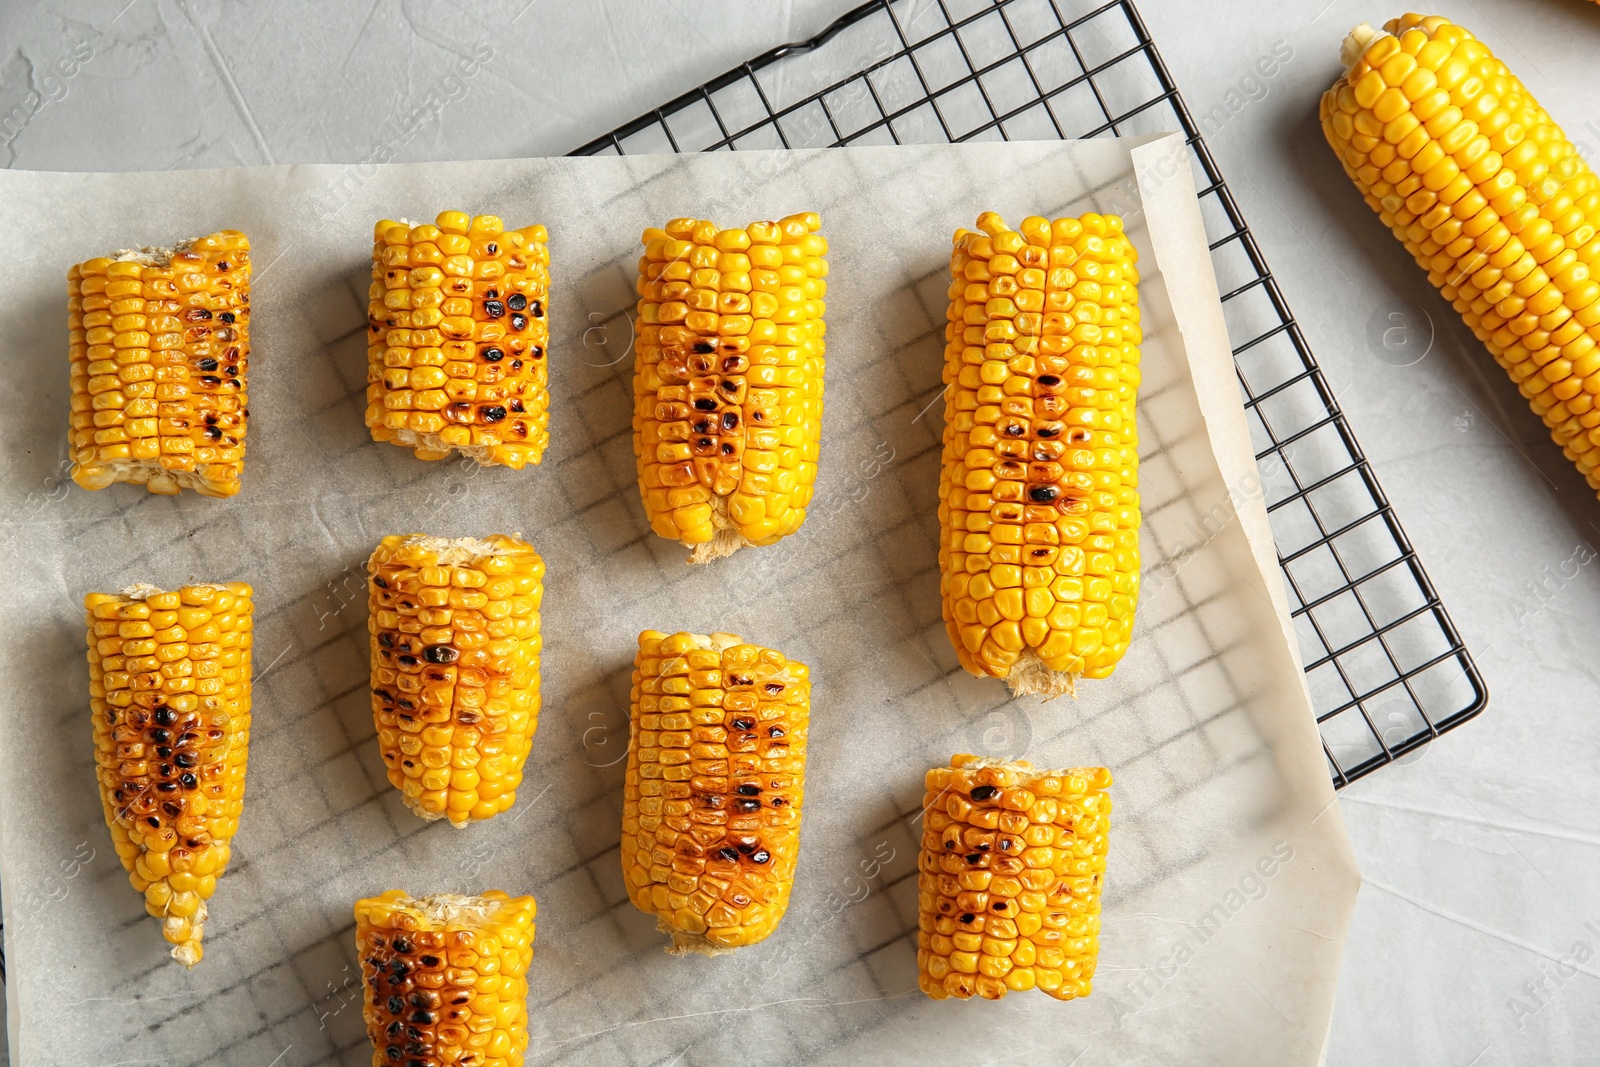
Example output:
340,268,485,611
623,630,810,954
367,212,550,468
939,212,1141,697
85,582,253,966
633,214,827,562
917,754,1110,1001
367,534,543,826
69,231,251,496
1323,17,1600,491
355,890,536,1067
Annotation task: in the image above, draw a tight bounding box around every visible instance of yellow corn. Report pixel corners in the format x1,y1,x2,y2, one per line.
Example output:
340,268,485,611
355,890,536,1067
939,212,1141,697
1324,17,1600,491
85,582,253,966
69,231,251,496
917,754,1110,1001
366,212,550,468
623,630,810,953
633,214,827,562
367,534,543,826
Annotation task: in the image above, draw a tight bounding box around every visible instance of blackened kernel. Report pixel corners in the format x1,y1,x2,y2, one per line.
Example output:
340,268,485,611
750,849,771,864
509,312,527,331
530,300,543,318
731,717,755,730
391,937,414,954
397,655,419,667
1037,374,1061,386
734,798,761,813
716,847,739,860
721,411,739,430
959,912,976,923
1029,485,1059,503
510,359,522,371
736,784,760,796
767,726,785,738
480,406,507,423
197,358,218,371
179,773,198,789
481,347,504,362
965,853,983,864
970,785,999,800
510,399,524,413
507,293,527,311
530,347,543,360
204,427,222,441
422,644,459,664
199,375,221,386
693,341,715,354
994,901,1009,911
174,752,198,768
387,995,405,1013
694,398,717,411
220,311,235,323
483,299,506,318
154,707,176,725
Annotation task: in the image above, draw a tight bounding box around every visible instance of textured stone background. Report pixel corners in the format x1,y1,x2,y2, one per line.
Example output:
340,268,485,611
3,1,1599,1063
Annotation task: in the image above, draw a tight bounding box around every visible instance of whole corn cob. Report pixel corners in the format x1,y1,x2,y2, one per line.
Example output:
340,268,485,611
69,231,251,496
1323,17,1600,491
623,630,810,954
939,212,1141,697
367,534,543,826
367,211,551,468
633,214,827,562
85,582,253,966
917,754,1110,1001
355,890,536,1067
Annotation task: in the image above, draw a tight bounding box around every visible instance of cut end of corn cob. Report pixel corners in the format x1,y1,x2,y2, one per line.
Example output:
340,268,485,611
633,214,828,562
86,581,254,967
1339,22,1384,68
69,230,251,497
917,754,1110,1001
939,212,1142,696
368,533,544,826
366,212,551,469
355,889,536,1066
623,630,810,954
1322,16,1600,494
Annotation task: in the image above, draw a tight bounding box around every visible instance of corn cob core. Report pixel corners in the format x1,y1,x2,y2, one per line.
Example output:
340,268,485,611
366,211,551,468
355,890,536,1067
633,214,828,562
939,212,1142,697
623,630,810,954
69,231,251,497
917,754,1110,1001
86,581,253,967
1322,16,1600,492
367,534,543,826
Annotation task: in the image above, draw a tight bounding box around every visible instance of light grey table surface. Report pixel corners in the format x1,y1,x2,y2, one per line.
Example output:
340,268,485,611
2,1,1597,1064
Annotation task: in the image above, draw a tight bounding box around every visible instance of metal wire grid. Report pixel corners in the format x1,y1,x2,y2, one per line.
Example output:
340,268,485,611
573,0,1486,787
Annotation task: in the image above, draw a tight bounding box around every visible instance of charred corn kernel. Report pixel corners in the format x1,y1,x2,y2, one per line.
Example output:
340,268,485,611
633,214,828,563
365,213,550,468
1325,18,1600,492
940,213,1141,697
917,755,1110,1002
623,630,810,954
69,231,251,497
355,890,536,1067
367,534,543,826
86,581,253,967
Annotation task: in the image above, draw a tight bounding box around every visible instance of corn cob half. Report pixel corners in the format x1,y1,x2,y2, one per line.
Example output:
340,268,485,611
86,582,253,966
70,230,251,497
623,630,810,954
1323,17,1600,491
367,212,551,468
355,890,536,1067
367,534,543,826
633,214,827,562
917,754,1110,1001
939,213,1142,697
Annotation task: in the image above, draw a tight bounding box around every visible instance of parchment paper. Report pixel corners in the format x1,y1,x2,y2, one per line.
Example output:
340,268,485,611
0,137,1359,1066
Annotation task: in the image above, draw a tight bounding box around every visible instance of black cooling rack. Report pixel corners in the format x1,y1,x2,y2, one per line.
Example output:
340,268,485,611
573,0,1486,787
